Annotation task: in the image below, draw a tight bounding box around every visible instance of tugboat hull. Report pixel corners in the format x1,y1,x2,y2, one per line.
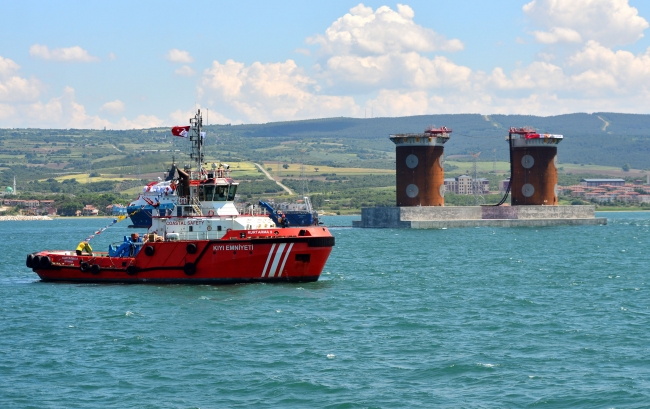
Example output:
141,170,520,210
28,228,334,284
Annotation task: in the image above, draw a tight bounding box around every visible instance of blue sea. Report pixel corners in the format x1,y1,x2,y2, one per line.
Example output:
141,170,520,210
1,212,649,408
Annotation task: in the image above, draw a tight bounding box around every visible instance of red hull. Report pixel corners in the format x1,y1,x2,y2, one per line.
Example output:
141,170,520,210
29,227,334,284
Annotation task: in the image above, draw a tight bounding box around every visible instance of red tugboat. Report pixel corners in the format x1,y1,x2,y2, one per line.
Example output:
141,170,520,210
26,110,334,284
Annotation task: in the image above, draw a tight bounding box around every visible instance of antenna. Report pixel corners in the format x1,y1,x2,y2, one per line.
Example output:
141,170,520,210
88,152,92,184
470,151,485,205
299,149,309,197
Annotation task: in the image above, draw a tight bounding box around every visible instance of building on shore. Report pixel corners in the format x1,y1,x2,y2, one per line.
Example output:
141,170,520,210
580,179,625,187
444,176,490,195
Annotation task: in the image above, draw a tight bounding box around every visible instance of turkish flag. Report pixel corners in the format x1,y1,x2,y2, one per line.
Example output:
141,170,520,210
171,126,190,137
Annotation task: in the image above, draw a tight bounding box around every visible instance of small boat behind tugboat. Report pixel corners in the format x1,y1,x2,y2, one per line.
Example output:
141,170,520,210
126,163,179,228
258,196,320,227
26,110,334,284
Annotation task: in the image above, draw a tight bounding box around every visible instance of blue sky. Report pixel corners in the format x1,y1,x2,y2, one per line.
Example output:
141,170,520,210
1,0,650,128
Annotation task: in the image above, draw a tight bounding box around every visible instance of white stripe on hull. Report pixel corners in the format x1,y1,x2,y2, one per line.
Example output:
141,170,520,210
261,243,276,277
277,243,294,277
267,243,287,278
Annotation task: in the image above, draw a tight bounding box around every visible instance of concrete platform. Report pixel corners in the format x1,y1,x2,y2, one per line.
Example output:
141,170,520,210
353,205,607,228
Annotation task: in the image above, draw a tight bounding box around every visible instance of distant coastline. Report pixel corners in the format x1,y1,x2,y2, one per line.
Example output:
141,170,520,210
0,215,53,221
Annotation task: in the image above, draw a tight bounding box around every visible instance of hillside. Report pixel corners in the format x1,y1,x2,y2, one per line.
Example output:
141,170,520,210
206,112,650,169
1,112,650,192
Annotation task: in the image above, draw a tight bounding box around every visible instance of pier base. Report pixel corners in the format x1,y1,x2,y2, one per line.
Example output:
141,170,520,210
353,205,606,228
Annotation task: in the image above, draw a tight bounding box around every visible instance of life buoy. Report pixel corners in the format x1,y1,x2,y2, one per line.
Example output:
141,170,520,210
80,261,90,272
91,264,101,275
186,243,197,254
144,246,155,256
207,225,212,231
183,262,196,276
208,209,214,216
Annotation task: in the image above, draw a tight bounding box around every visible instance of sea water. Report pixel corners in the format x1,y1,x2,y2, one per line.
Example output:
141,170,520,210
1,213,649,408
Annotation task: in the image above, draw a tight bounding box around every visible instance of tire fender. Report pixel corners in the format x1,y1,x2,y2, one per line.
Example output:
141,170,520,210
183,262,196,276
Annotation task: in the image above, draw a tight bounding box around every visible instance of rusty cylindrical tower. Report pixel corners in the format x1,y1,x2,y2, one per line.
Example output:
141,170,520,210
390,127,451,206
507,127,563,206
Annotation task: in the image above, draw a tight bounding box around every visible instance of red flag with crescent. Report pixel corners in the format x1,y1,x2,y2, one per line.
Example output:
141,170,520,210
171,126,190,137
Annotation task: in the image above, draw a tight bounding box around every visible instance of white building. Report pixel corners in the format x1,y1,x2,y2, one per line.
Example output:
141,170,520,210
444,176,490,195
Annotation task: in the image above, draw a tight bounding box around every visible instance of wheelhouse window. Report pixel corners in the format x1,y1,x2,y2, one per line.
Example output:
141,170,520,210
215,185,228,201
228,185,237,201
199,184,235,201
200,185,216,201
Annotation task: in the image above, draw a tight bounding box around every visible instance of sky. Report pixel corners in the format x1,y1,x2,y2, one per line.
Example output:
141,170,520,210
1,0,650,129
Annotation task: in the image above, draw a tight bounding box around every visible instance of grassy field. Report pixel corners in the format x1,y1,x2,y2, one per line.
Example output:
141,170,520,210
558,163,648,178
261,162,394,178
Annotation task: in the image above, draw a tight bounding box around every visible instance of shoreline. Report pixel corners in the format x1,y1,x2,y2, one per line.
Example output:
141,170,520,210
0,215,53,221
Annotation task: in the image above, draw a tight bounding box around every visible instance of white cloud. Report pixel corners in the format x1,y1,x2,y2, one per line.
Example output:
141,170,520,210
532,27,582,44
114,114,166,129
108,52,117,61
99,99,125,115
487,62,566,90
165,49,194,63
0,76,43,102
200,59,359,123
308,3,463,56
170,108,231,126
568,41,650,94
294,48,311,56
0,103,16,120
523,0,649,47
174,65,196,77
0,55,42,102
29,44,99,62
469,39,650,102
305,4,470,93
0,56,20,77
367,90,429,117
169,109,199,125
191,3,650,122
1,86,166,129
320,52,472,90
4,3,650,127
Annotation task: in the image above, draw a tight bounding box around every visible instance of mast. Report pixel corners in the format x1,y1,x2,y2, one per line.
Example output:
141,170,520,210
189,110,204,172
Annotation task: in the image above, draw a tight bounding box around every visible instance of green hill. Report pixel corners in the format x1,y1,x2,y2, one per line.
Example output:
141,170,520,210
205,112,650,169
1,112,650,192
